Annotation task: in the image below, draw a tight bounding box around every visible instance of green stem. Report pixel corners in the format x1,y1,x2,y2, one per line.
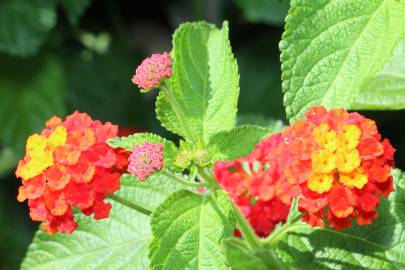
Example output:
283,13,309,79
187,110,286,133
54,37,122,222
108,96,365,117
226,238,250,252
108,194,152,216
232,203,262,249
160,82,195,143
263,222,308,248
227,238,288,270
161,170,206,188
197,167,262,250
197,167,220,189
258,249,288,270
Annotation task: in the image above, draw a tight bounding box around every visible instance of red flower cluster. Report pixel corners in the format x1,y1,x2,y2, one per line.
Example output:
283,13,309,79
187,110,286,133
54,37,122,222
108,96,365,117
16,112,129,234
282,106,395,229
214,134,298,237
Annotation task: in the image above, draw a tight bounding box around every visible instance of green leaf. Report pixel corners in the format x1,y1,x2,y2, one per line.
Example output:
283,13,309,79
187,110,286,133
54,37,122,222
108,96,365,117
208,125,270,161
277,169,405,269
107,133,178,167
21,173,180,270
281,0,405,122
150,190,234,270
352,36,405,110
156,21,239,144
0,55,66,154
0,0,57,56
235,0,290,25
61,0,92,25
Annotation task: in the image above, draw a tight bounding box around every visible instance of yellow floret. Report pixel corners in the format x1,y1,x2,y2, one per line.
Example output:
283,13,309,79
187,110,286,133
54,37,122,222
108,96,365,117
338,125,361,149
308,172,334,194
26,134,48,158
48,126,67,150
17,152,53,180
339,168,368,189
17,128,65,180
313,124,338,152
336,148,360,173
312,149,336,173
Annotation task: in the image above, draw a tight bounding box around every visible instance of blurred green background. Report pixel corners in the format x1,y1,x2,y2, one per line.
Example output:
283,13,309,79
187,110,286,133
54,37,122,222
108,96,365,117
0,1,403,269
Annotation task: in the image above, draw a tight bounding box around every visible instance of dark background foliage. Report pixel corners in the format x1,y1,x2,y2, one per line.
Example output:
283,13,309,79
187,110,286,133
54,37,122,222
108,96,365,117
0,0,403,269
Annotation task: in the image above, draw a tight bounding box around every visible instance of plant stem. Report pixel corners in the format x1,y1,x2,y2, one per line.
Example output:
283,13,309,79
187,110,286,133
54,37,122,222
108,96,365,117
226,237,250,252
263,222,308,248
197,167,262,250
257,249,288,270
197,167,220,189
108,194,152,216
160,82,195,143
232,203,262,249
161,170,206,188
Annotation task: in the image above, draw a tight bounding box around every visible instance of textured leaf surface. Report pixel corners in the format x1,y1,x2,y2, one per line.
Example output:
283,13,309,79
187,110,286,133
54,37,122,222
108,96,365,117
155,91,184,137
21,174,180,270
281,0,405,122
150,190,234,270
0,55,66,154
277,169,405,269
352,37,405,110
0,0,57,56
61,0,92,25
156,21,239,143
208,125,270,161
235,0,290,25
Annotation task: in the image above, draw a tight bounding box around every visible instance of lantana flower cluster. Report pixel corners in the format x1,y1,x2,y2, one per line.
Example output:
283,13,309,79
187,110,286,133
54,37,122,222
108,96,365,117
214,134,298,237
283,106,395,229
16,112,129,234
214,106,395,234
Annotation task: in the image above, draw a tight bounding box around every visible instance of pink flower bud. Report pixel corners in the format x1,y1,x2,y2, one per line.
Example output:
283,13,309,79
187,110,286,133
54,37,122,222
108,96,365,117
132,52,172,91
128,143,164,180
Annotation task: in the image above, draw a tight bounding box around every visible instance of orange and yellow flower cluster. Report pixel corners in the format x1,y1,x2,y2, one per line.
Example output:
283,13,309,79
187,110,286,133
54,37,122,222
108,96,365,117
283,106,395,229
215,106,395,233
16,112,129,234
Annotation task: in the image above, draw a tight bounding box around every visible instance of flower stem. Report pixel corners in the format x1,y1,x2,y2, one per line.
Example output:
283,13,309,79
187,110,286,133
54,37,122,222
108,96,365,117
258,249,289,270
108,194,152,216
232,203,262,249
161,170,207,188
263,221,308,248
197,167,262,250
197,167,220,189
160,81,195,143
